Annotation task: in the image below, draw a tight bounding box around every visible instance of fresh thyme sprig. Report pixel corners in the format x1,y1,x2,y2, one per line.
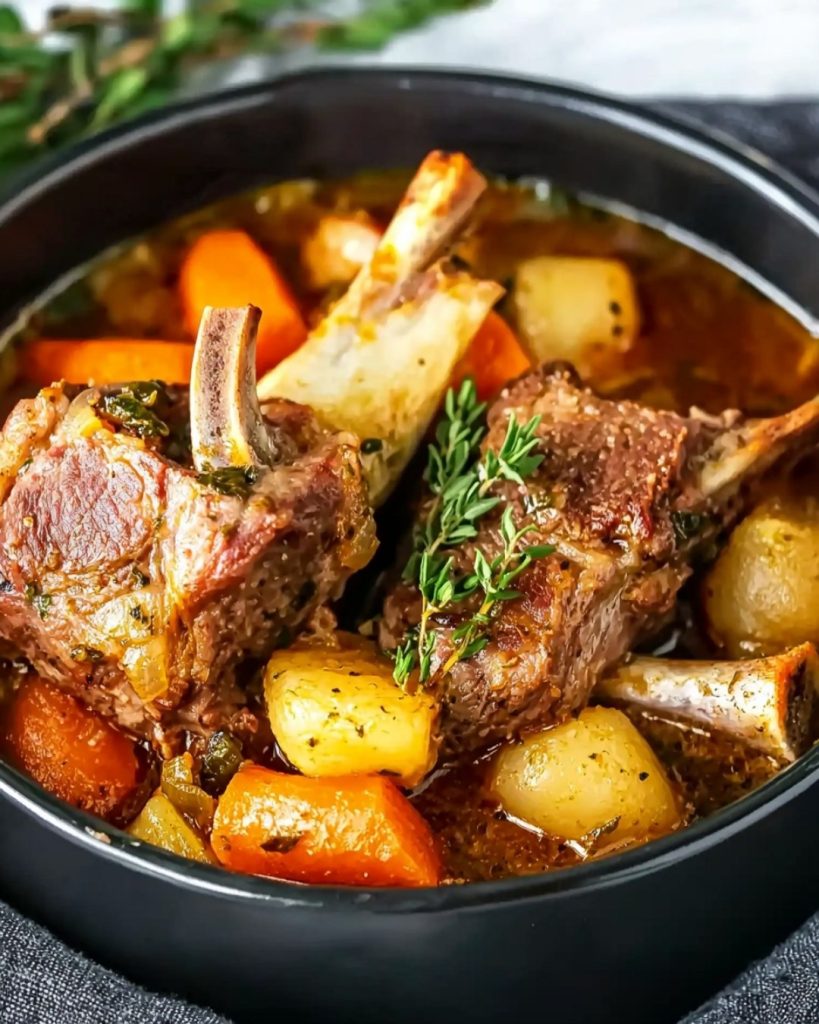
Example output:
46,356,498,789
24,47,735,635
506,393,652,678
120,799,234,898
392,378,552,687
441,506,554,673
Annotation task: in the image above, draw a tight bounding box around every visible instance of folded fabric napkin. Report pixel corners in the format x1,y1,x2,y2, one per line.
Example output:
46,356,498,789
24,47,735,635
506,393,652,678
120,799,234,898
1,98,818,1024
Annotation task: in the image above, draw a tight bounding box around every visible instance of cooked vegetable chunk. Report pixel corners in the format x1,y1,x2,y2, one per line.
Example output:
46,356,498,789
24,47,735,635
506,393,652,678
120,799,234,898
490,707,681,848
128,792,216,864
265,635,438,786
704,495,819,657
513,256,640,374
3,677,140,821
21,339,193,387
160,753,216,830
451,310,531,400
200,731,244,795
301,213,381,289
211,765,441,886
179,229,307,375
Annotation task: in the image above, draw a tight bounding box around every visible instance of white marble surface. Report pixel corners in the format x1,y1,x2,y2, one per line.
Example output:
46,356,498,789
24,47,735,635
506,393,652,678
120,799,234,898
21,0,819,98
375,0,819,98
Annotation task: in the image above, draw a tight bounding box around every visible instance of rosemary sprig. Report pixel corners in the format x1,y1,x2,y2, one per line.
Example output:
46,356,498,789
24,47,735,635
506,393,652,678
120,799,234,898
0,1,484,180
393,379,552,687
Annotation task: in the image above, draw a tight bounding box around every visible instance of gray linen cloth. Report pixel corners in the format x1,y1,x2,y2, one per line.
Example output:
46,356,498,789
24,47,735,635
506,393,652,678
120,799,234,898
1,98,818,1024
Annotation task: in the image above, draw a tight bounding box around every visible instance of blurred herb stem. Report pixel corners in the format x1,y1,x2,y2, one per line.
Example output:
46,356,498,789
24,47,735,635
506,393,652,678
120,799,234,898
0,0,483,177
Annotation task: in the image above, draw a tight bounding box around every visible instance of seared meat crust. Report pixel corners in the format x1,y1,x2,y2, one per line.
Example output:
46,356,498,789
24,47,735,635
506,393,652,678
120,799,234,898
0,385,375,752
382,363,815,753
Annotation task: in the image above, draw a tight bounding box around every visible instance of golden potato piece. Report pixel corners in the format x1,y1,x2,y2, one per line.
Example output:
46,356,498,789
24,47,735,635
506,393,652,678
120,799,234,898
302,214,381,289
704,496,819,658
265,635,439,786
513,256,640,374
490,707,681,848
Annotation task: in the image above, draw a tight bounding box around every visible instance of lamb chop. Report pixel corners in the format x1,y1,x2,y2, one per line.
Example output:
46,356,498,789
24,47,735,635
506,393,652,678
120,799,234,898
381,363,819,754
0,152,496,754
0,307,373,752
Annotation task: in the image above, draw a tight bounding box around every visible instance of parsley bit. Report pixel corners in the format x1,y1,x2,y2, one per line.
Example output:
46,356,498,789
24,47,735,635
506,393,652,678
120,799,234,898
196,464,258,498
24,582,52,620
95,381,170,439
672,510,705,545
392,378,552,687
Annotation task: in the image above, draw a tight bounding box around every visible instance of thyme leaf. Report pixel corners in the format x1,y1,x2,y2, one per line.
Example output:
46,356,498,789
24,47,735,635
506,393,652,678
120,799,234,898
671,510,705,545
196,464,258,498
24,582,52,619
392,378,551,687
96,380,170,438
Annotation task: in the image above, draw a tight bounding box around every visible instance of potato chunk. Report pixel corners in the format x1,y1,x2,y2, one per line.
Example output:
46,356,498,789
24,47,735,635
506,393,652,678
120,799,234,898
704,496,819,657
128,792,216,864
302,214,381,289
513,256,640,374
490,707,681,848
265,635,439,786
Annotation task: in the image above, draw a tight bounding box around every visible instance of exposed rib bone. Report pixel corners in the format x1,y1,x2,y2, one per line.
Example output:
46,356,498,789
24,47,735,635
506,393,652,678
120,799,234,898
698,396,819,500
597,643,817,762
190,305,273,472
330,150,488,322
258,151,502,506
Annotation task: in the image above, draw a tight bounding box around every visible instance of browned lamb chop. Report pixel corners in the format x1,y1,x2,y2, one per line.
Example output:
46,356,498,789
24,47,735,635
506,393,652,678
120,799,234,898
0,307,374,753
381,363,819,754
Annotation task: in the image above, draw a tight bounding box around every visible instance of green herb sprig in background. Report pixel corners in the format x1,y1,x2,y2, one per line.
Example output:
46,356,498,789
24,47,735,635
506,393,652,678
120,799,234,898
0,0,484,178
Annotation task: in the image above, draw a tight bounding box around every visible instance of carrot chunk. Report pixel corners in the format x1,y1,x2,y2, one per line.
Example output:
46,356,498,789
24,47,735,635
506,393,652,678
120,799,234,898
179,230,307,374
451,310,531,400
20,339,194,387
211,764,441,887
3,677,141,821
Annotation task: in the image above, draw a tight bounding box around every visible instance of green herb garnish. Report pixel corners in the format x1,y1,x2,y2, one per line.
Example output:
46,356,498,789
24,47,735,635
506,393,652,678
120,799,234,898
0,1,482,180
96,380,170,439
129,603,150,625
392,379,552,686
200,730,244,796
24,582,52,619
672,510,705,545
442,507,555,674
71,645,103,662
196,464,258,498
130,565,150,588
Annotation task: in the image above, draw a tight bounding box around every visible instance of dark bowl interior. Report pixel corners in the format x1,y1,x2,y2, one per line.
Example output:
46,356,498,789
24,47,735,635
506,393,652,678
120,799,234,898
1,68,819,1024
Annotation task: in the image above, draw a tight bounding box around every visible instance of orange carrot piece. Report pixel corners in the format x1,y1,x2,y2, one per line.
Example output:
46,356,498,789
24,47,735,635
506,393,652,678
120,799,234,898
178,230,307,375
21,339,194,387
451,310,531,400
211,764,442,887
4,677,141,821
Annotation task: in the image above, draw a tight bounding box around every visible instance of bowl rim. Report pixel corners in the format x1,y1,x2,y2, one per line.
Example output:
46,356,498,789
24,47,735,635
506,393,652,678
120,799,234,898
2,64,819,915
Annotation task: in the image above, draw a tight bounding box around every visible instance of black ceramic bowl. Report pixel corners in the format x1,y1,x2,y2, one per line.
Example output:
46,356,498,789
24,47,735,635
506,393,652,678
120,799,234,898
1,69,819,1024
